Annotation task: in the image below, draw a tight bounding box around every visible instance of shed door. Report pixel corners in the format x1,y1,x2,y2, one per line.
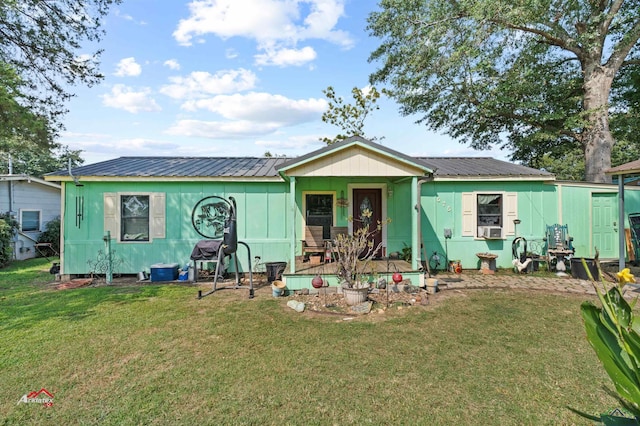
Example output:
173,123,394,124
353,188,382,258
592,193,618,259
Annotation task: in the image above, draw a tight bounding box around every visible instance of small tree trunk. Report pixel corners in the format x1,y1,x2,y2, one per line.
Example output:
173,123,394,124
582,65,615,183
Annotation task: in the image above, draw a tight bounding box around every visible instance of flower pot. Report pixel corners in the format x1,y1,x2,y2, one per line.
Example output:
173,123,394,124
342,287,369,305
271,280,286,297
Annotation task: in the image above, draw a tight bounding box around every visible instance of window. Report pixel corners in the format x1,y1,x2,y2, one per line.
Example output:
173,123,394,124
304,193,334,239
121,195,149,241
20,210,41,232
461,192,517,238
477,194,502,227
104,192,166,242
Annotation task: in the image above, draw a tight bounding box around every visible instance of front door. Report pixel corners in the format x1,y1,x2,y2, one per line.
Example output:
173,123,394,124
592,192,618,259
353,188,382,258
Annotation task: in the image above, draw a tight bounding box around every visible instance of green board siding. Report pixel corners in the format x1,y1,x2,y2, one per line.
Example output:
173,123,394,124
62,175,640,276
421,181,558,270
62,181,290,275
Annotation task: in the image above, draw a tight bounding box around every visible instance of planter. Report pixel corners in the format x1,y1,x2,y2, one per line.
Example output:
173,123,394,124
271,280,286,297
342,287,369,305
570,258,599,280
266,262,286,282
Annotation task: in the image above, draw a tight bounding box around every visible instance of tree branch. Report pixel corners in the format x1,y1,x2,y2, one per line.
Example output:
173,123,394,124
489,18,583,58
607,17,640,71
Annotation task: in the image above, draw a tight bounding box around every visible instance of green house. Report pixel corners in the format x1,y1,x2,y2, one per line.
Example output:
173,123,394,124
45,137,640,288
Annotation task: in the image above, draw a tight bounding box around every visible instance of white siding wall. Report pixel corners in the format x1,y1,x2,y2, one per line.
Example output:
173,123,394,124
0,180,61,260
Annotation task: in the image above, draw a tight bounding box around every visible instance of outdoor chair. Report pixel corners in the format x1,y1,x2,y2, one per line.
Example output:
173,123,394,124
544,224,574,271
302,225,325,260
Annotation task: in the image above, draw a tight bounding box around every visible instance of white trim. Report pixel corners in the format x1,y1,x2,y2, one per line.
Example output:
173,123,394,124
0,174,61,189
19,209,42,232
347,183,388,250
46,176,284,183
435,176,554,182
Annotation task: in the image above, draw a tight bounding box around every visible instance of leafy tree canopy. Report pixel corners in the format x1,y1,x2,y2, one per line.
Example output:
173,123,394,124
0,137,84,178
0,0,120,147
368,0,640,182
320,86,382,145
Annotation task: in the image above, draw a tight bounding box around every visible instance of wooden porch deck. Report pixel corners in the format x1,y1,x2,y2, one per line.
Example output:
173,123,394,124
286,258,415,276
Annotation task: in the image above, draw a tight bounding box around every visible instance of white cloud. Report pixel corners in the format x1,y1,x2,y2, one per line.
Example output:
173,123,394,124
255,135,324,150
101,84,161,113
254,46,317,67
225,48,238,59
165,93,326,139
166,119,281,139
181,92,327,125
114,57,142,77
159,68,257,99
173,0,352,66
163,59,181,70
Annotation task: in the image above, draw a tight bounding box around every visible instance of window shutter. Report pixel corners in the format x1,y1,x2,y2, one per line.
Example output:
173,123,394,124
461,192,475,237
504,192,518,236
151,193,166,239
104,193,118,237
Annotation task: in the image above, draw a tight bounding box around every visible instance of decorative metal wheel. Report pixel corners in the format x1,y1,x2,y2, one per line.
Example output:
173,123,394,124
191,196,231,239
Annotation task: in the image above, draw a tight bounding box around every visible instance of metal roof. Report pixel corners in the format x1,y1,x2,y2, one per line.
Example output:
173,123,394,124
47,157,289,178
46,155,552,180
417,157,554,179
606,159,640,176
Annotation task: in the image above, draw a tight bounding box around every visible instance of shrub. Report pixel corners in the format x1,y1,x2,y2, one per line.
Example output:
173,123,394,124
0,213,18,267
37,216,60,255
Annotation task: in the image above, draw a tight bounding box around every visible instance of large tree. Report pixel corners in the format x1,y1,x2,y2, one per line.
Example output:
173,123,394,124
368,0,640,182
0,0,120,147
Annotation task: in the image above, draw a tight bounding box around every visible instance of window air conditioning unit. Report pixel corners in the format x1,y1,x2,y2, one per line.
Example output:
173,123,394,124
480,226,502,239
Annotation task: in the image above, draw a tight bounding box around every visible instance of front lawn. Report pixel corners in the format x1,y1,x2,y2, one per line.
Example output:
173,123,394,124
0,258,620,424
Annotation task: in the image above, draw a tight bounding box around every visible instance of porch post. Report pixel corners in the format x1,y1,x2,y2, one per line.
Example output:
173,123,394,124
618,175,625,271
290,177,297,273
411,176,419,270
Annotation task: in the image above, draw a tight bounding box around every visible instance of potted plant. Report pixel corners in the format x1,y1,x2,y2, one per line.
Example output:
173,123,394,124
332,213,389,305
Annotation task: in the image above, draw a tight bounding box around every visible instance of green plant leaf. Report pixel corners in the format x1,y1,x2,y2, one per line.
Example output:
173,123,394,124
581,302,640,405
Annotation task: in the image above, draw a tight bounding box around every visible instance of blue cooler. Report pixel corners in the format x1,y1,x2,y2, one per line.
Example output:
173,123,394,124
150,263,179,282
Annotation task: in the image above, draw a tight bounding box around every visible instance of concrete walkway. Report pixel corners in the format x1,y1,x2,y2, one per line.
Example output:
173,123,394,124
435,272,640,299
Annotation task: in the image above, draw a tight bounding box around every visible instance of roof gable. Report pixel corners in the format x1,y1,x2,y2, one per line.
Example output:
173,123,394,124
277,136,433,177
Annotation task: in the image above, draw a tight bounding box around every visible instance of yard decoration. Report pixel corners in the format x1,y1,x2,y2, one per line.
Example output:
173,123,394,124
332,213,390,305
311,274,324,289
191,196,254,299
580,261,640,423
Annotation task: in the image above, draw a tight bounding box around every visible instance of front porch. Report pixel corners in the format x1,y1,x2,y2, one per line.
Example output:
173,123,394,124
281,257,424,290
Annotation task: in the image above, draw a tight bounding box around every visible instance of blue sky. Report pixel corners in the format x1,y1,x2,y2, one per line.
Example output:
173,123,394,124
60,0,509,165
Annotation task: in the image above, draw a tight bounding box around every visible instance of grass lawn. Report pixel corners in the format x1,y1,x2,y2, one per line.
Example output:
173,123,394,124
0,258,623,424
